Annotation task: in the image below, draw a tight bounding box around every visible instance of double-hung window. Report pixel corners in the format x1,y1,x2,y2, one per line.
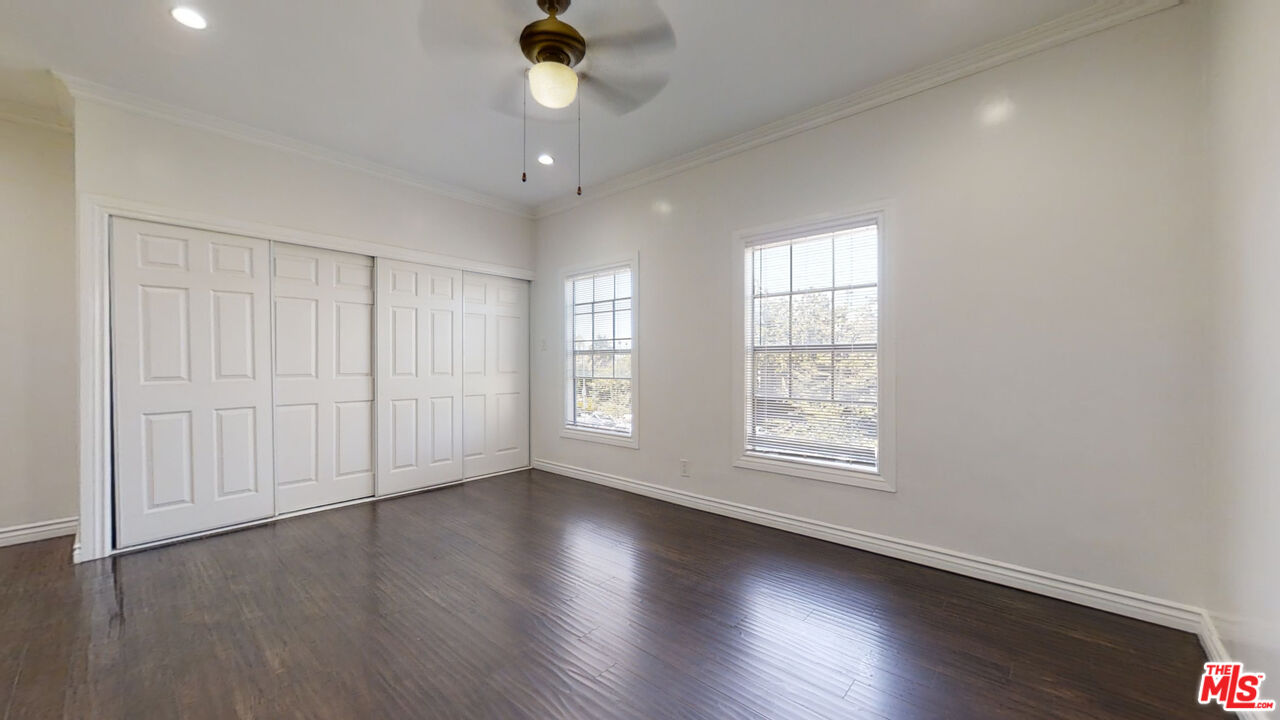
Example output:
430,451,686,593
738,214,892,489
564,264,635,446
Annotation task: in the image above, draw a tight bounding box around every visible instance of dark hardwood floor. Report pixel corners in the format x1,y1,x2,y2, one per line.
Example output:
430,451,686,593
1,470,1220,719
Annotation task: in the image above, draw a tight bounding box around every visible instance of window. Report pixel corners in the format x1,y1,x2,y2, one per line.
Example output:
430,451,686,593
738,214,891,489
564,263,635,445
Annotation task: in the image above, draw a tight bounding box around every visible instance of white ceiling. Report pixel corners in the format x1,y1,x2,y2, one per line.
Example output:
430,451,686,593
0,0,1094,211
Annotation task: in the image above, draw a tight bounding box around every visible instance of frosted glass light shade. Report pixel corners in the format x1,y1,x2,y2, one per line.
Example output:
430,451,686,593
171,7,208,29
528,61,578,109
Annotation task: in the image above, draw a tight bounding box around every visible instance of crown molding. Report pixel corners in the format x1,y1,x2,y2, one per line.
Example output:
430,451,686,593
55,74,535,219
47,0,1179,223
534,0,1181,219
0,98,71,134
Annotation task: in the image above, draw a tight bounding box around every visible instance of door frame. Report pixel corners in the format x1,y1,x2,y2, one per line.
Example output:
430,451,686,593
77,193,533,562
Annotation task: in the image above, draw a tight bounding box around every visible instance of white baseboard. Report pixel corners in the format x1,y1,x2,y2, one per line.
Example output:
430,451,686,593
1197,613,1273,720
1199,611,1232,663
533,459,1206,634
0,516,78,549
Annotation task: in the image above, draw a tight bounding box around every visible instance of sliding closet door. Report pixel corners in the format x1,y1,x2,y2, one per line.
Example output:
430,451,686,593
272,244,375,513
111,218,274,547
376,259,464,494
462,273,530,478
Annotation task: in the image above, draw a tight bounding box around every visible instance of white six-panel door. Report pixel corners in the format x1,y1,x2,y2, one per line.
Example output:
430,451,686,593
111,221,527,548
462,273,530,478
272,244,376,513
376,259,464,494
111,218,275,547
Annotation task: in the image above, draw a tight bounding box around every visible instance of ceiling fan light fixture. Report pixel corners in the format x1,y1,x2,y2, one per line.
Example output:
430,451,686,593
170,6,207,29
528,61,578,109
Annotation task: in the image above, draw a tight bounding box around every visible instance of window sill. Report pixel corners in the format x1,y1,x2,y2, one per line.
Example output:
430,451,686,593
734,453,895,492
562,427,638,449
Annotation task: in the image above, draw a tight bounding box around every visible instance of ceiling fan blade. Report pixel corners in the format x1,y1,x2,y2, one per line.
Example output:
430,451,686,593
581,72,669,116
587,21,676,56
417,0,532,55
488,69,528,118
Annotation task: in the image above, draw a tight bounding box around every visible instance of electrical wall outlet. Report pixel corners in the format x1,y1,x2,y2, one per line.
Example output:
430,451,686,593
680,459,690,477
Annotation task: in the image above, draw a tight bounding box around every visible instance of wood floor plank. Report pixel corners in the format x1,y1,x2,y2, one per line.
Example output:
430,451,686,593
0,469,1221,719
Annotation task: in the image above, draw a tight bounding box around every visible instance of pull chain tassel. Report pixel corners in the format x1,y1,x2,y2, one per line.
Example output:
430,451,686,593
576,93,582,196
521,81,527,183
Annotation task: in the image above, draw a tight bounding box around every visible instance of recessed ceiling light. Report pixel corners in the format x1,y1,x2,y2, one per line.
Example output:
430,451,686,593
978,94,1015,127
171,7,208,30
537,153,554,166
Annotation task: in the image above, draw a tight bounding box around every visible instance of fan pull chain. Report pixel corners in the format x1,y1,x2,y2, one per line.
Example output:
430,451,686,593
521,85,528,183
576,95,582,196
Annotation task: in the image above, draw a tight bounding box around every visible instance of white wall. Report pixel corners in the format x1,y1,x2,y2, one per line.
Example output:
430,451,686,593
73,99,535,272
1207,0,1280,674
0,118,77,529
532,4,1211,605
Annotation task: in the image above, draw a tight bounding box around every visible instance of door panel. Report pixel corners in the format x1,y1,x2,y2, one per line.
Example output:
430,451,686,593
275,403,319,487
335,400,374,477
461,273,529,478
376,259,464,494
391,399,418,470
211,291,255,380
272,244,375,512
142,411,193,508
111,218,274,547
214,407,259,497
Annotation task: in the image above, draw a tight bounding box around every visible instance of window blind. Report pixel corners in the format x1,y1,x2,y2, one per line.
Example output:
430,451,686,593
745,223,879,468
567,266,633,435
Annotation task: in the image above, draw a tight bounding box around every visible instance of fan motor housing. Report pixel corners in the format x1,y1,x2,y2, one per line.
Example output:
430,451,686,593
536,0,571,14
520,12,586,68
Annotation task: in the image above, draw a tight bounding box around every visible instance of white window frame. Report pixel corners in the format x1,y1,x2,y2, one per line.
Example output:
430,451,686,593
561,255,639,449
731,207,895,492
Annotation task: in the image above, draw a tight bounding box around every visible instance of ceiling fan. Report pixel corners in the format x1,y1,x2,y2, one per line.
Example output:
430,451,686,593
419,0,674,192
512,0,676,115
